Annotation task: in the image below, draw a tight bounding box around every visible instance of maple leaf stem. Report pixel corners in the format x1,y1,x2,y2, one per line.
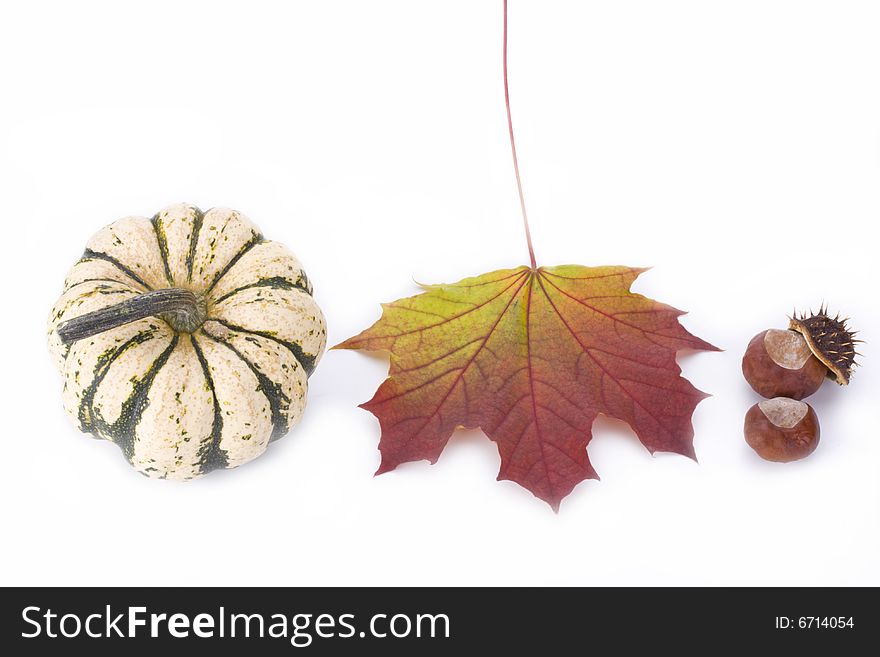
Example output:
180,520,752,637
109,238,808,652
503,0,537,270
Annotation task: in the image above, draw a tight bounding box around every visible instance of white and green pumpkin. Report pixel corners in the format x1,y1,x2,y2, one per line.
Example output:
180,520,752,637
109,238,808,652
47,203,327,480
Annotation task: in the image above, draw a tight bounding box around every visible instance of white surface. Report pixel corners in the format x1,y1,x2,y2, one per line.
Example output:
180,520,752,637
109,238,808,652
0,0,877,586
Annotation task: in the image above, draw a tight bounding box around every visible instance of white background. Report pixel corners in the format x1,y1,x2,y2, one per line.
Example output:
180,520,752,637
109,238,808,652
1,0,878,586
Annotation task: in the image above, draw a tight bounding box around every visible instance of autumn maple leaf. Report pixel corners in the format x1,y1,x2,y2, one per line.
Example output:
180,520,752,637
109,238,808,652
336,266,715,509
335,1,717,509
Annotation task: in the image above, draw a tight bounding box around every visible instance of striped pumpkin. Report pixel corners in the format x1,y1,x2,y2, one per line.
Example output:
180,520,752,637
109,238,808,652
47,203,327,480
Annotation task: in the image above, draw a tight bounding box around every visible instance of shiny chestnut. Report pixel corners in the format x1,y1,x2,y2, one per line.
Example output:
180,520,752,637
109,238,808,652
742,329,827,400
744,397,820,462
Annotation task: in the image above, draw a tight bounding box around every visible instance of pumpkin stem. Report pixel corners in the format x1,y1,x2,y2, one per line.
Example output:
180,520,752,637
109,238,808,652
56,288,206,344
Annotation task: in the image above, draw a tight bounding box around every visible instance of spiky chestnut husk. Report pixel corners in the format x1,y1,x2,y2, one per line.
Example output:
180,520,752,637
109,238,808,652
788,306,860,385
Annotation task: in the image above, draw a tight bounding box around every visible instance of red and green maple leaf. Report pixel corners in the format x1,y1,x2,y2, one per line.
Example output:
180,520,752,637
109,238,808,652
335,1,717,509
336,265,716,509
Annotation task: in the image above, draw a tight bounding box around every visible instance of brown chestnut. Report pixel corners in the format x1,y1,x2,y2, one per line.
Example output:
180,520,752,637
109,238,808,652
742,329,827,399
744,397,820,462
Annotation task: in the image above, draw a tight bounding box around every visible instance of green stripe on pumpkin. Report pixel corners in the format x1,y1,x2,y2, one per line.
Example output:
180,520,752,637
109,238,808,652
199,329,292,441
81,251,153,291
204,232,264,295
76,323,165,433
210,275,311,305
184,207,205,283
66,277,144,290
190,334,230,474
150,213,174,286
210,318,318,376
87,335,180,463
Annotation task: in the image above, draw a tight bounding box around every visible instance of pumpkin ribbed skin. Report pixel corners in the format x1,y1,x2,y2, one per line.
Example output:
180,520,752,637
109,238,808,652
47,204,327,480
